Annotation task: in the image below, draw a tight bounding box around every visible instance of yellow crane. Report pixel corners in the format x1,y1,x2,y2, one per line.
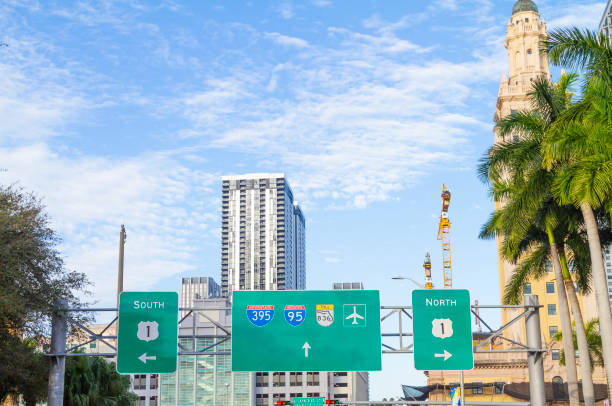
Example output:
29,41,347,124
437,184,452,288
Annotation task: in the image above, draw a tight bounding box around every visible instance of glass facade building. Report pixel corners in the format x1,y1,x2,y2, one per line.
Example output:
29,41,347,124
160,298,254,405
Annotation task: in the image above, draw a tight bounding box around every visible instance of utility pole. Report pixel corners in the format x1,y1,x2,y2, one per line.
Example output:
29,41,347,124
47,300,67,406
524,294,545,406
116,225,126,328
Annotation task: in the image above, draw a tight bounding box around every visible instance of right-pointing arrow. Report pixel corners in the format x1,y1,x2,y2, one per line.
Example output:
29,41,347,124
434,350,452,361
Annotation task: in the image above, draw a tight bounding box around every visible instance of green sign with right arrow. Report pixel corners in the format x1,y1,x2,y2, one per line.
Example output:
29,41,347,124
412,289,473,370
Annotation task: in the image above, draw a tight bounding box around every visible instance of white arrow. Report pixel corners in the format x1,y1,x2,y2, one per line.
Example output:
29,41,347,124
138,353,157,364
302,342,311,357
434,350,452,361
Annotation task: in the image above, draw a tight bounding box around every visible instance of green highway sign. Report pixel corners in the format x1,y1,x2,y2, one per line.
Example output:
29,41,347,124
232,290,381,371
292,397,325,405
117,291,178,374
412,289,473,371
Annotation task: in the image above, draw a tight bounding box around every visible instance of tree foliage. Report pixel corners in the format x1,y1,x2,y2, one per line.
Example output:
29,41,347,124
0,185,89,404
64,356,136,406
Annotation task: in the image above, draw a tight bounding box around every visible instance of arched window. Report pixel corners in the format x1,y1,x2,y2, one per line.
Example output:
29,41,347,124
552,376,565,400
515,51,520,66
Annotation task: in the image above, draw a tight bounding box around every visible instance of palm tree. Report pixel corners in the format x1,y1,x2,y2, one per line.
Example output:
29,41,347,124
479,75,594,406
64,355,135,406
544,27,612,402
554,319,603,369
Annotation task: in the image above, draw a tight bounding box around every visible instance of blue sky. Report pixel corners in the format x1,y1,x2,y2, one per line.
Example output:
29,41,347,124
0,0,606,399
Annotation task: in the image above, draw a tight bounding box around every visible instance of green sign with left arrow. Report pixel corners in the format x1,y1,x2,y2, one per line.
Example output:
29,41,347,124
117,291,178,374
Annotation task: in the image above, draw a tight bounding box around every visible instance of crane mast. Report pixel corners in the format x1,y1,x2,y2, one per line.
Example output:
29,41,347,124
437,184,452,288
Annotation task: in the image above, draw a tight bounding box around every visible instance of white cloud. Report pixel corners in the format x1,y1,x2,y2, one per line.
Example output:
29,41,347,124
545,2,606,30
277,2,294,19
0,144,217,302
265,32,309,48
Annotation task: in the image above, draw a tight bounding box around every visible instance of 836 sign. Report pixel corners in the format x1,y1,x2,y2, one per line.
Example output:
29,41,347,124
247,305,274,327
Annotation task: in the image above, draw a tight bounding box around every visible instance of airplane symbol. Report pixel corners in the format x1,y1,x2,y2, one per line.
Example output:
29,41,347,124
345,306,365,324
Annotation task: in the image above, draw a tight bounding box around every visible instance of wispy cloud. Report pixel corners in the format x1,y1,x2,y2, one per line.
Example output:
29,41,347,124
0,144,217,301
265,32,309,48
545,2,605,29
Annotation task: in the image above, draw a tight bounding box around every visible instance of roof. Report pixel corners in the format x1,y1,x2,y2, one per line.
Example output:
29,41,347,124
512,0,538,14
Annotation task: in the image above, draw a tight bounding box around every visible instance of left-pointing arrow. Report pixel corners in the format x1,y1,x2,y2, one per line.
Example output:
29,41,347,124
138,353,157,363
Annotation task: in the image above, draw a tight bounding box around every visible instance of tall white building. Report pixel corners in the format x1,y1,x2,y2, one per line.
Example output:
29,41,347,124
599,0,612,40
180,276,221,316
221,174,305,295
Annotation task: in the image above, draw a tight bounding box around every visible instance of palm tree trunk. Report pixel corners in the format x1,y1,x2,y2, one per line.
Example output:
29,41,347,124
581,202,612,401
548,228,580,406
559,248,595,406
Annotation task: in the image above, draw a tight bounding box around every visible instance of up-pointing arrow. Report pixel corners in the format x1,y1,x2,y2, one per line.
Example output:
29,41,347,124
302,342,311,357
434,350,452,361
138,353,157,363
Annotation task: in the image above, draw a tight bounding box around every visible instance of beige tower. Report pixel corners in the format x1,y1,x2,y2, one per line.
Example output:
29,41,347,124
494,0,604,385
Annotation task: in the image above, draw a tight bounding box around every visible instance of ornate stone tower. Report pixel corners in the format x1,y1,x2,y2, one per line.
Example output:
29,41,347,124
494,0,550,143
494,0,552,342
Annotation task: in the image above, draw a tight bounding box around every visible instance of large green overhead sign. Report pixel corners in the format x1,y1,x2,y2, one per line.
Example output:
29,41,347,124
232,290,381,371
117,291,178,374
412,289,473,371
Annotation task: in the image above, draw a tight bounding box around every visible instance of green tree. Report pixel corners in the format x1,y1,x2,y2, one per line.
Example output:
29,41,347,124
554,319,603,369
0,185,89,403
544,27,612,402
64,355,136,406
479,75,593,406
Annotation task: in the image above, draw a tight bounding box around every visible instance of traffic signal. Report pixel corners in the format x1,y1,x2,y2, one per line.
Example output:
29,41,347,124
325,401,339,404
276,402,290,405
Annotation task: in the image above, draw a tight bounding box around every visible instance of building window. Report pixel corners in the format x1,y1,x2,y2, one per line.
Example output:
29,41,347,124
150,374,158,390
272,393,286,402
290,372,303,386
548,304,557,315
527,48,532,54
525,18,529,22
256,372,269,387
546,282,555,294
495,382,504,394
255,394,268,406
306,372,319,386
545,261,553,272
150,396,157,406
549,326,558,338
133,375,146,390
89,342,96,349
137,397,146,406
335,394,348,399
471,382,483,395
290,393,303,399
333,372,347,377
552,349,560,360
272,372,285,387
334,382,348,387
307,393,320,397
524,283,531,294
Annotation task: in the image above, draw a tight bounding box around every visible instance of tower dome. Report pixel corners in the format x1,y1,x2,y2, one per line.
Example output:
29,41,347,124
512,0,538,14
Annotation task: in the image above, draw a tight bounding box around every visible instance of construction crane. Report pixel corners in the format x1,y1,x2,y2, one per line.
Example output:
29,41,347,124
437,184,452,288
423,252,433,289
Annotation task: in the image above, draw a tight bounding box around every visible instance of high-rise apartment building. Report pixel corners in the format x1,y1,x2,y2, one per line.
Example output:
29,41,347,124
599,0,612,40
180,277,221,316
599,3,612,307
221,174,305,295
